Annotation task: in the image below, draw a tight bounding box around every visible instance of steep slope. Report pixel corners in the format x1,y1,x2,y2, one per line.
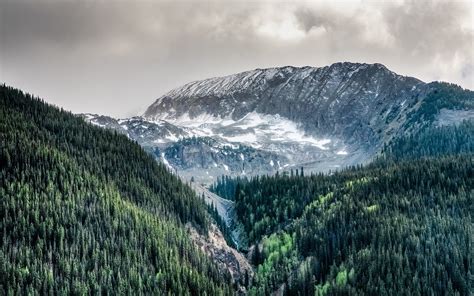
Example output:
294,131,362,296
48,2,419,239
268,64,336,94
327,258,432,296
86,63,474,184
144,63,428,148
224,122,474,295
0,85,233,294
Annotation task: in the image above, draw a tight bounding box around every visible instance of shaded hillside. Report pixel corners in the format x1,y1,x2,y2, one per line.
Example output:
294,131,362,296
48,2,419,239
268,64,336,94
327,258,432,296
216,123,474,295
0,85,232,295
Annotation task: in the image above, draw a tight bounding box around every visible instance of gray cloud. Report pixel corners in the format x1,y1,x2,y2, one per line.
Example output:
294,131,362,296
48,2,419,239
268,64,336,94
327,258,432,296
0,0,472,117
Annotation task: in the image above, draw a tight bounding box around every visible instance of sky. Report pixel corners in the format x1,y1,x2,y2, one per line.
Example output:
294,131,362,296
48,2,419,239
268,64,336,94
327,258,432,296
1,0,473,118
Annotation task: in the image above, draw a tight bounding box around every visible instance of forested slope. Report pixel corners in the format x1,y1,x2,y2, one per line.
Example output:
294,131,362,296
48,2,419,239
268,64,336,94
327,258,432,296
218,122,473,295
0,85,232,295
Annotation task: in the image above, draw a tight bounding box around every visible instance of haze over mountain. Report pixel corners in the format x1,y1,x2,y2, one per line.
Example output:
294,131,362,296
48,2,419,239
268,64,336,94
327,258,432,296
84,62,474,183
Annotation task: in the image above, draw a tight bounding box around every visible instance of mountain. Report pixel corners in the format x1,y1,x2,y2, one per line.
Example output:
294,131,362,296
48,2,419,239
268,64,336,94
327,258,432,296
0,85,234,295
2,61,473,295
85,62,474,184
144,62,423,149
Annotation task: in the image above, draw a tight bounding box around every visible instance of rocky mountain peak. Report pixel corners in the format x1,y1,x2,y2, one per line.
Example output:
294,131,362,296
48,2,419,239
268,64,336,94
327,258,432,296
143,62,424,147
84,63,471,184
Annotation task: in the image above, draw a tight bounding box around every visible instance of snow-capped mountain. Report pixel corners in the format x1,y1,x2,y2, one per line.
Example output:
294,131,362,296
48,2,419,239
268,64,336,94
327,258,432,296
83,62,473,184
144,62,426,148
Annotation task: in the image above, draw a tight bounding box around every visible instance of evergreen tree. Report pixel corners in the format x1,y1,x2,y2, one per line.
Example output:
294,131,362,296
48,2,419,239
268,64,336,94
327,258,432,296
0,85,233,295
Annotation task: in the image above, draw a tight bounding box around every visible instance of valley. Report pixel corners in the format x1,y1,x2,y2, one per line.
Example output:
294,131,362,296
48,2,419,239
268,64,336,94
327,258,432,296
1,62,473,295
79,63,474,295
2,0,473,294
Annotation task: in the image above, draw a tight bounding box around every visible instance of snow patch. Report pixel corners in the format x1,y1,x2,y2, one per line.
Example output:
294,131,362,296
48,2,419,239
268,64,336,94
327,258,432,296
148,111,331,151
221,133,258,143
161,153,174,171
90,121,106,128
165,133,180,142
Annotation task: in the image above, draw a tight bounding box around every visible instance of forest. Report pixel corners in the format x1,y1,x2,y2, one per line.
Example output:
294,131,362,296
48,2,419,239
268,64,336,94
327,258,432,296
216,121,473,295
0,85,233,295
1,83,472,295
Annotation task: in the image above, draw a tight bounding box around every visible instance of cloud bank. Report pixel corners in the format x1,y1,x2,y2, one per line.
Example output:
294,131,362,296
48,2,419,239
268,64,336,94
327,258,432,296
1,0,472,117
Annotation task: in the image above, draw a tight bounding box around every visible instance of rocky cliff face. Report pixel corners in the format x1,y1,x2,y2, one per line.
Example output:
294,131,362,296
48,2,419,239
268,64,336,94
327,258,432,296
187,223,253,294
144,62,426,149
83,62,473,184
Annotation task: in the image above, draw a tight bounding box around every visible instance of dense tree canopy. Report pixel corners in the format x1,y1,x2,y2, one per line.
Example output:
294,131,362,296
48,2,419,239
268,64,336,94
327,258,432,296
217,121,473,295
0,85,232,295
2,81,473,295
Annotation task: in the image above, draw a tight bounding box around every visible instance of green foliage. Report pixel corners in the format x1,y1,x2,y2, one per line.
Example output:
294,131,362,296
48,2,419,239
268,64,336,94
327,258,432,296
365,204,378,212
244,155,473,295
0,85,232,295
210,175,247,201
229,121,473,295
234,171,353,243
335,269,347,286
249,233,298,296
415,82,474,122
383,120,474,161
315,282,330,296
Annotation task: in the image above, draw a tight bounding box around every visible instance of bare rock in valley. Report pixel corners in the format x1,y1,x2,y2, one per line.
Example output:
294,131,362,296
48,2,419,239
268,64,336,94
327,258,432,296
187,223,253,293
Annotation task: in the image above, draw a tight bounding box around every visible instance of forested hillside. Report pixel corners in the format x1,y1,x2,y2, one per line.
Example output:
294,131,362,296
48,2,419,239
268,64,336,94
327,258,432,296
383,121,474,161
1,82,472,295
0,85,232,295
217,122,474,295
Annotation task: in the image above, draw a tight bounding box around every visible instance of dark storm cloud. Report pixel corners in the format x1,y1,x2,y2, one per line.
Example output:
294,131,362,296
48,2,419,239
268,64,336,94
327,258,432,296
0,0,472,117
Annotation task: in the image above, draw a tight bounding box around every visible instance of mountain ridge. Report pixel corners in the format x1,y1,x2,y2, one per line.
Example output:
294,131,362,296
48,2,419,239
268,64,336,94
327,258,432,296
2,61,473,294
144,62,424,132
144,62,423,120
143,62,428,154
84,62,473,183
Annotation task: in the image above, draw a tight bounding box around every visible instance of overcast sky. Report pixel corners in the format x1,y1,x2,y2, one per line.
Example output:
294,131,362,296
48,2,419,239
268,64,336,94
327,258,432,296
1,0,473,117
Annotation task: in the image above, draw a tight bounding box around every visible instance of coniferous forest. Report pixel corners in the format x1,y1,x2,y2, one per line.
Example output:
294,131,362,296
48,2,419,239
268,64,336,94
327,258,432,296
0,85,233,295
2,0,474,294
1,83,473,296
218,122,473,295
